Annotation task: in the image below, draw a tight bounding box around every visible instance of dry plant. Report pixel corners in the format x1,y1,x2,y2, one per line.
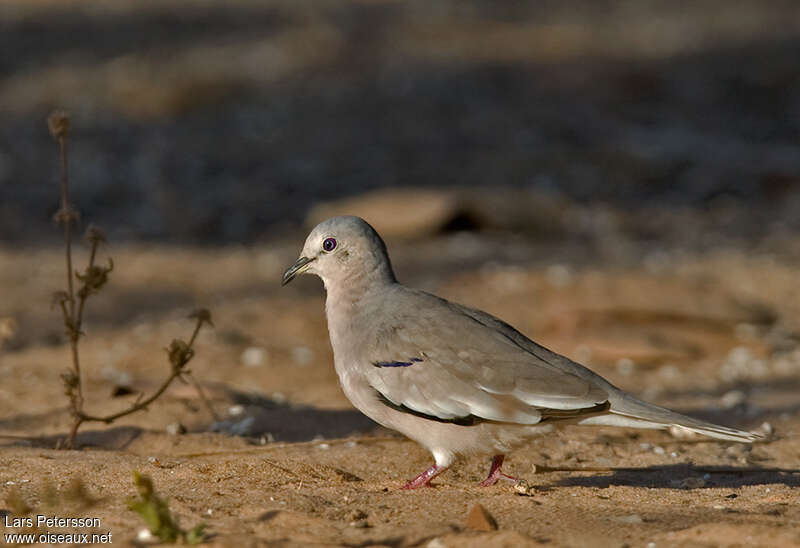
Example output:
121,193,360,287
47,110,216,448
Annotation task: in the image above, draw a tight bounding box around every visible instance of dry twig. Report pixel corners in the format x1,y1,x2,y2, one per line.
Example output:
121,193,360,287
48,111,215,447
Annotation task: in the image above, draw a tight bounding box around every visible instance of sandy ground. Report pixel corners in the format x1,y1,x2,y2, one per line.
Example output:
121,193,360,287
1,236,799,547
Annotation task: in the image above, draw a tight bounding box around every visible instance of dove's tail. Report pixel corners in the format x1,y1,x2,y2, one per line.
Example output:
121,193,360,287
577,392,763,443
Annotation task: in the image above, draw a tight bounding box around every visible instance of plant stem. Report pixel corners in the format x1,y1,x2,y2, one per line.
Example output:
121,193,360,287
59,135,74,319
78,369,183,424
57,131,84,413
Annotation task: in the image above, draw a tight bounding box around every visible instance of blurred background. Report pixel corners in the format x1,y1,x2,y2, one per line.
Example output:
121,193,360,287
3,0,800,250
2,0,800,443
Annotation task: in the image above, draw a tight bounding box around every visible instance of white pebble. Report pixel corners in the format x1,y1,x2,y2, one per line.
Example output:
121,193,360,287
292,346,314,366
545,264,573,288
756,422,773,436
658,365,680,381
241,346,268,367
228,404,245,416
166,422,186,436
615,514,643,524
616,358,635,376
720,390,746,408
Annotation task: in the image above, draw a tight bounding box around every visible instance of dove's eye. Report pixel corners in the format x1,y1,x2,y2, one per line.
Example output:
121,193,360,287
322,237,337,252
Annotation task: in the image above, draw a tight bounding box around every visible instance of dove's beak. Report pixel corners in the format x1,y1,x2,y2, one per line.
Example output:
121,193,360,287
282,256,315,286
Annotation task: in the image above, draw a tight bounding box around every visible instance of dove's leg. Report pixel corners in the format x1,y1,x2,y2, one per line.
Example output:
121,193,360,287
401,464,449,489
479,455,518,487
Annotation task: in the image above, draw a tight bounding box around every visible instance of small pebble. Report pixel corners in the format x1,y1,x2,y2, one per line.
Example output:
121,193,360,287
545,264,573,288
734,323,759,341
615,358,635,376
259,433,275,445
614,514,643,524
291,346,314,366
349,510,368,521
668,426,697,440
228,404,245,416
673,477,706,489
513,479,536,496
466,503,498,531
241,346,268,367
166,422,187,436
755,422,773,436
720,390,746,408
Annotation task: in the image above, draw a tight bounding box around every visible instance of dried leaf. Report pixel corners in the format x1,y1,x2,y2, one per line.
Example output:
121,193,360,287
166,339,194,370
189,308,214,327
47,110,71,139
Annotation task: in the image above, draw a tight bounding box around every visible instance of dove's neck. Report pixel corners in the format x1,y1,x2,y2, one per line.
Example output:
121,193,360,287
323,251,395,306
324,263,395,360
324,268,393,315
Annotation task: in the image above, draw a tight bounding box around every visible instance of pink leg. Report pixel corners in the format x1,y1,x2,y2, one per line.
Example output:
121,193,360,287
479,454,518,487
401,464,449,489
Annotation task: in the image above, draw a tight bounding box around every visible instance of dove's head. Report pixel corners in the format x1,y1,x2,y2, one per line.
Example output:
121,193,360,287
282,216,396,289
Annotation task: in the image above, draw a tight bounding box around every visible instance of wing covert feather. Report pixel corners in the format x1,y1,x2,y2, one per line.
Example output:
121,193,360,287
364,289,609,424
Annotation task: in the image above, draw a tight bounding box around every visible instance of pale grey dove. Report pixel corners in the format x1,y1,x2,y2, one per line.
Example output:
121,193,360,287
282,216,762,489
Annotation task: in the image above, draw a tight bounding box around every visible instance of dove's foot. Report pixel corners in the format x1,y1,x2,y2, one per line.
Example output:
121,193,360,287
479,455,518,487
401,464,448,489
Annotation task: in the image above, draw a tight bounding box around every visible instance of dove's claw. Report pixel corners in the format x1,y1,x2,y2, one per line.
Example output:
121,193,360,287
479,455,518,487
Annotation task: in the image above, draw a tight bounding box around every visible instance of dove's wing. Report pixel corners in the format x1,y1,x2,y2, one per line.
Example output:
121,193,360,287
363,289,610,426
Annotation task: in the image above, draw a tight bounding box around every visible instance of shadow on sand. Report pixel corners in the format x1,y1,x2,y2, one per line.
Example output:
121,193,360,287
0,387,379,450
551,463,800,489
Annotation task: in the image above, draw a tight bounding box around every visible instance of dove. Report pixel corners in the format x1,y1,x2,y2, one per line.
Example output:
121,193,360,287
282,216,762,489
